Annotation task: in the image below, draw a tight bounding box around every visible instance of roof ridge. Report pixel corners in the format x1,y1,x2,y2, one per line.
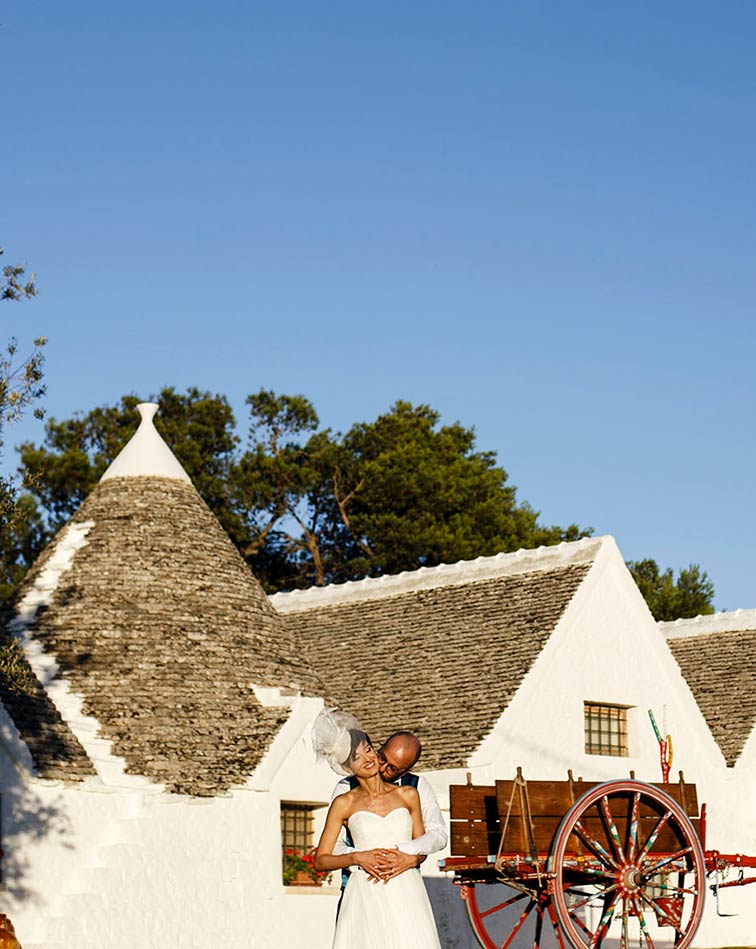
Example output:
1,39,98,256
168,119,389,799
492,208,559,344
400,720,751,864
271,535,606,613
660,608,756,639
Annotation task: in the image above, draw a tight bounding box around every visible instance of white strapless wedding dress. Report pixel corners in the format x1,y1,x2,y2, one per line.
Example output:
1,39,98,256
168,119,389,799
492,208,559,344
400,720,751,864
333,807,442,949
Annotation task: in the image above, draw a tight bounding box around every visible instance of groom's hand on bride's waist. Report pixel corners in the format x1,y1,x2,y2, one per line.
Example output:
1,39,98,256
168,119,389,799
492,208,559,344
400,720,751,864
352,848,421,883
376,848,423,881
352,848,395,883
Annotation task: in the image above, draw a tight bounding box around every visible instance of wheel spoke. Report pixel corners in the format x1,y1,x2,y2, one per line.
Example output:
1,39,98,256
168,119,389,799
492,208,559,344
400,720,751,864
646,846,693,873
465,885,546,949
600,795,626,864
627,792,640,863
565,884,619,913
590,890,622,948
632,894,656,949
568,906,595,941
501,900,537,949
638,810,672,863
637,890,684,936
575,819,619,870
621,901,630,949
674,871,687,947
644,881,695,897
560,860,616,881
533,903,544,949
480,891,528,919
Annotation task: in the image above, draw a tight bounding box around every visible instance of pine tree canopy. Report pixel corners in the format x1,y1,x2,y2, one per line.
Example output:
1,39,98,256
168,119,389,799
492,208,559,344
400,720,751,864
13,386,715,621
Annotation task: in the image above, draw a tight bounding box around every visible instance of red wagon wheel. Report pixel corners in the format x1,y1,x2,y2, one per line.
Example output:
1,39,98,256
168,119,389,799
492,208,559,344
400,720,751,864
460,882,566,949
548,780,705,949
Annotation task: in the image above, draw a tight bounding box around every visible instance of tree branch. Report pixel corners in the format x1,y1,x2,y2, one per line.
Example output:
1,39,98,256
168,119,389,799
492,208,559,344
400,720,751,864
241,502,286,557
333,469,373,557
289,506,326,586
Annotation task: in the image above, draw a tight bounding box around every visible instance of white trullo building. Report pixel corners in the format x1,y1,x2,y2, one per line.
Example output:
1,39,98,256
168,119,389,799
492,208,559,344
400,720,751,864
0,405,753,948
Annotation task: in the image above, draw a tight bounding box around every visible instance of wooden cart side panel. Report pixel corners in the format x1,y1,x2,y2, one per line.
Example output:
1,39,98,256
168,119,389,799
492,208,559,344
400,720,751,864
651,781,699,817
449,779,701,859
449,785,500,857
492,779,699,819
495,779,599,818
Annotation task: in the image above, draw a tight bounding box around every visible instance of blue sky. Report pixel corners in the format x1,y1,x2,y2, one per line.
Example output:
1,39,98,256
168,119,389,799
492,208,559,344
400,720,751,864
3,2,755,608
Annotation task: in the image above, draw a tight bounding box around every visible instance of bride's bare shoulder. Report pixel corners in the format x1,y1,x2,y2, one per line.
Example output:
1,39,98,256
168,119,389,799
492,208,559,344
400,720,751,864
330,789,356,816
396,784,420,806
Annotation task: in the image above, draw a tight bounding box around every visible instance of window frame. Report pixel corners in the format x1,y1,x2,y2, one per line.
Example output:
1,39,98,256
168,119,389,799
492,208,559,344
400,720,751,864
280,801,319,859
583,701,631,757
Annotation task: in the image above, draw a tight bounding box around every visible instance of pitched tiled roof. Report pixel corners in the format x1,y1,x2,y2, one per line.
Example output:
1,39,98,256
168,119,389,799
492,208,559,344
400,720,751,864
0,660,95,781
663,612,756,767
274,546,595,769
9,476,324,796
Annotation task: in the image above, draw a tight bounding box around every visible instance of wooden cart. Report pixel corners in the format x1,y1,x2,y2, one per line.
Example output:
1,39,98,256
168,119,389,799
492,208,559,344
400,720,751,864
441,768,756,949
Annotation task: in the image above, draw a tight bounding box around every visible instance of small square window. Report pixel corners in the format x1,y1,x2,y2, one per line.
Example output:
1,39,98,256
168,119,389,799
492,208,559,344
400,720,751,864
280,802,316,859
584,702,629,756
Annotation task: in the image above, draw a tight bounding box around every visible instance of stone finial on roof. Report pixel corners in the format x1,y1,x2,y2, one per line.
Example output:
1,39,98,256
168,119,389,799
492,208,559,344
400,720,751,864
101,403,190,482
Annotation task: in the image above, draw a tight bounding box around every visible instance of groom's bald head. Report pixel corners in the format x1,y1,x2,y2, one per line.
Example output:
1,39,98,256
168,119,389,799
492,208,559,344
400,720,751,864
378,731,422,781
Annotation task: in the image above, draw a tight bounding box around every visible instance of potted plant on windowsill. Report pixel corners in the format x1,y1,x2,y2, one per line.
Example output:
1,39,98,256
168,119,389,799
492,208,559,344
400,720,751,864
282,848,331,886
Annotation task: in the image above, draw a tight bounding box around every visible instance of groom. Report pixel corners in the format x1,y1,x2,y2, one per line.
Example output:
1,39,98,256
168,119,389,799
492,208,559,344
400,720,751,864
331,730,448,884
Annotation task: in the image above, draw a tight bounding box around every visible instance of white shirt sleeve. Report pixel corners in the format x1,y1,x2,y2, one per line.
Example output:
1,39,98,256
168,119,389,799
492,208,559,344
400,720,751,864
330,778,352,857
396,775,448,856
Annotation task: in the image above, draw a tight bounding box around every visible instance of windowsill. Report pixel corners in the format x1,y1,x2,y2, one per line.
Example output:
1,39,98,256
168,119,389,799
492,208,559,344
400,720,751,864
584,752,630,758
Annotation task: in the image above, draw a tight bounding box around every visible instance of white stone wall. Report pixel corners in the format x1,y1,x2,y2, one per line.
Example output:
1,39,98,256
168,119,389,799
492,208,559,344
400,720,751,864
2,539,756,947
0,697,453,949
460,541,756,948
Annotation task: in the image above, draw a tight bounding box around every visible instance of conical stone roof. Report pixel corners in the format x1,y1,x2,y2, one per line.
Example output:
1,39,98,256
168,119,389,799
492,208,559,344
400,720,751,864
9,404,323,795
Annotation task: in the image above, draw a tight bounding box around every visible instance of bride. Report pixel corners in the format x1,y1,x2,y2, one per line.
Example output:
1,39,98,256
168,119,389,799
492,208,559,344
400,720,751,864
312,709,442,949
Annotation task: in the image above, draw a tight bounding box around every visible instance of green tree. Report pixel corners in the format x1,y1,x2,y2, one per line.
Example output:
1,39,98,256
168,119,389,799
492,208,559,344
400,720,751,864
20,388,591,592
233,395,589,589
325,400,586,580
0,245,46,612
0,494,46,607
20,386,716,621
1,247,37,302
627,559,715,621
231,390,353,589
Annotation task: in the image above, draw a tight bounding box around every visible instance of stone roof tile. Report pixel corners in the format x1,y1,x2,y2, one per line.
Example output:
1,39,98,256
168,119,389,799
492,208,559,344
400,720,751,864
9,476,324,796
667,627,756,767
0,665,95,780
280,563,590,770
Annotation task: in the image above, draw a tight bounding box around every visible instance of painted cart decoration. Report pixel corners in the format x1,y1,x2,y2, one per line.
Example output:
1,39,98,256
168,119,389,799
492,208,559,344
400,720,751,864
440,768,756,949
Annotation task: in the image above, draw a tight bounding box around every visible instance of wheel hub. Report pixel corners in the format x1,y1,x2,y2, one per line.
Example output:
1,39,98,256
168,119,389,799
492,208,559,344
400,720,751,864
618,863,642,893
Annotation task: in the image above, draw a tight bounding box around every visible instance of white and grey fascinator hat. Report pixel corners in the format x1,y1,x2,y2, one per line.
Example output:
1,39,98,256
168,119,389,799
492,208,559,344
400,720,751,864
311,707,365,776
